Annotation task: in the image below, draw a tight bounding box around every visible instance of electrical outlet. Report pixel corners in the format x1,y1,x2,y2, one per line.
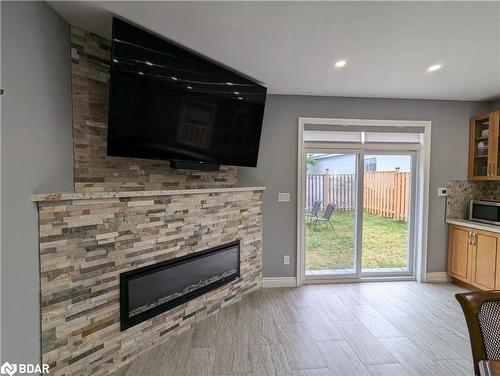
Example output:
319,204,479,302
283,255,290,265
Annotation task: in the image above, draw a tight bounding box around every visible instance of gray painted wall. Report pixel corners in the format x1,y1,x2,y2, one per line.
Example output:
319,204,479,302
491,99,500,111
238,95,490,277
1,1,73,364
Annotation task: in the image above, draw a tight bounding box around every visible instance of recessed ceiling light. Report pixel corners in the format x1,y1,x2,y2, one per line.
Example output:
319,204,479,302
145,61,153,66
237,97,243,100
226,82,233,86
138,71,144,75
171,76,178,81
112,58,119,63
234,91,240,95
427,64,442,72
334,60,347,68
186,86,193,90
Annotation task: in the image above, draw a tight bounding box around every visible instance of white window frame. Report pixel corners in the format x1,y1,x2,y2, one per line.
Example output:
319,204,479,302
297,117,432,286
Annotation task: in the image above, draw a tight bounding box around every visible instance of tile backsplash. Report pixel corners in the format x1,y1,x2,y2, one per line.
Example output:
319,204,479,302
446,180,500,220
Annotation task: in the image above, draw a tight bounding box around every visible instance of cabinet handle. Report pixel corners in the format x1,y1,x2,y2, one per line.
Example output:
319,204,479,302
487,164,491,176
468,232,472,245
472,232,477,246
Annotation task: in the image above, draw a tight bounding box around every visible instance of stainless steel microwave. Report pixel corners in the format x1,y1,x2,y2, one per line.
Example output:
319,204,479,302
470,200,500,226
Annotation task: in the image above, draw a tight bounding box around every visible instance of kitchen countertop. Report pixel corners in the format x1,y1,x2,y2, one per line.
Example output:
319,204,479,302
446,218,500,234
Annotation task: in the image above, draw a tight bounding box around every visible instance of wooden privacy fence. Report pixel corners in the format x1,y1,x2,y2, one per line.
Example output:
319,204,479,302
306,171,410,221
307,173,356,211
363,171,409,221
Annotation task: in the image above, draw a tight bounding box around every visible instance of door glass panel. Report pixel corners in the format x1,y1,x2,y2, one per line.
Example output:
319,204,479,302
362,154,410,273
305,153,357,276
473,117,490,177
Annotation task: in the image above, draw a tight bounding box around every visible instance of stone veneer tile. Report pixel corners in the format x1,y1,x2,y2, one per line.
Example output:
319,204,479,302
37,190,263,375
447,180,500,220
71,26,237,193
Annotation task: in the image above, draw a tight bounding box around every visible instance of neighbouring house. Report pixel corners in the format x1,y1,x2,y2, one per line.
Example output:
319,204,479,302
309,153,411,174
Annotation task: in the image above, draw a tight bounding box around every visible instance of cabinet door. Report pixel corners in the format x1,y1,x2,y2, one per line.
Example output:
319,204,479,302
469,113,497,180
491,112,500,178
448,225,472,282
496,241,500,290
471,230,498,290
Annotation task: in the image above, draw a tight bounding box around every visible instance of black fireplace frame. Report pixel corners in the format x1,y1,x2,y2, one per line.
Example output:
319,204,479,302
120,240,240,330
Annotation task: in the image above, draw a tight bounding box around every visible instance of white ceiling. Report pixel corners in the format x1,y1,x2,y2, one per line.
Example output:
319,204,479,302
48,1,500,101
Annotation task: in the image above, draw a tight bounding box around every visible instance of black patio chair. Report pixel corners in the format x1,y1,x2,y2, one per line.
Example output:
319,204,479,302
305,200,322,223
311,203,335,231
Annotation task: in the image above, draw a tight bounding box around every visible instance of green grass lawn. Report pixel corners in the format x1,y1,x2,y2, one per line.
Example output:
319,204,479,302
306,211,408,271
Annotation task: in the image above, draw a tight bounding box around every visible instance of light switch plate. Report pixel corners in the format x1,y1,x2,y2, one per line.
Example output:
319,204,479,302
278,192,291,202
283,255,290,265
437,187,447,197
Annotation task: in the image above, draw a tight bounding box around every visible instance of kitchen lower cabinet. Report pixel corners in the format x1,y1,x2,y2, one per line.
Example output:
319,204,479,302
448,225,499,290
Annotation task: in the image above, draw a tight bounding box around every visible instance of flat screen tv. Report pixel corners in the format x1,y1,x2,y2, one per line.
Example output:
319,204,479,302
107,18,267,169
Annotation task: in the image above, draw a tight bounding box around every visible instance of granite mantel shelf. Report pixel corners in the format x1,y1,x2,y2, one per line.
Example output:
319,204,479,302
32,186,266,203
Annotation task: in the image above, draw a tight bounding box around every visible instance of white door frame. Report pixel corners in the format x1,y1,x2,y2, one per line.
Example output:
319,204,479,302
296,117,432,286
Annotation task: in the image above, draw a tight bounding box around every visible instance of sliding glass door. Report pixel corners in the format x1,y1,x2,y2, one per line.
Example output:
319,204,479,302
361,152,415,277
303,148,416,280
305,150,362,278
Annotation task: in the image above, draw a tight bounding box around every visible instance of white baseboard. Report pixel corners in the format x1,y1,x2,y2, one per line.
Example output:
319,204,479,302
262,277,297,288
425,272,451,282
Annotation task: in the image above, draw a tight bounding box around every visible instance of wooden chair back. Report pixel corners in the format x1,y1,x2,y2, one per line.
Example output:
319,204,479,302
456,291,500,376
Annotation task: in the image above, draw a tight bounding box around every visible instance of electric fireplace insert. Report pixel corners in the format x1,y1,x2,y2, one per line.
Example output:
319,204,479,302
120,240,240,330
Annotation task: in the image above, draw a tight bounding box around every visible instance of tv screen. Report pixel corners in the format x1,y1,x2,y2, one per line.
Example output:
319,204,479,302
107,18,267,167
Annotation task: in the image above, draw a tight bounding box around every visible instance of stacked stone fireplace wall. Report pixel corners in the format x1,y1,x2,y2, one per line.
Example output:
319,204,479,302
37,189,263,375
35,23,263,376
70,26,237,193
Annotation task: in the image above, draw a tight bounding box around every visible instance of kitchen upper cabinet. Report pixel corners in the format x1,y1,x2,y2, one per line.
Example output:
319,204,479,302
448,224,500,290
469,111,500,180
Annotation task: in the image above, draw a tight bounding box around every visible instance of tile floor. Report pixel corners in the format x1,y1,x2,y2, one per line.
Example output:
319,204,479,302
113,282,472,376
